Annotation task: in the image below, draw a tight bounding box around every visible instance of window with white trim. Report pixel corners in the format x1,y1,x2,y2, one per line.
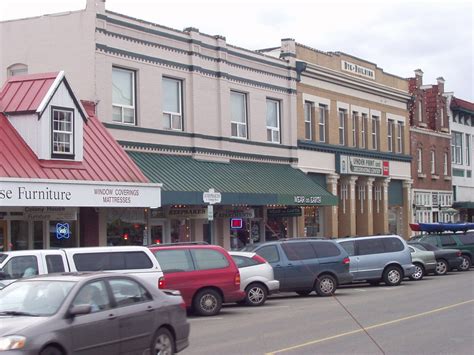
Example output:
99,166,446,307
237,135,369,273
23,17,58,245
387,119,394,152
51,107,74,157
304,102,312,140
417,148,423,173
451,131,463,164
162,77,183,131
351,112,357,147
361,114,367,148
230,91,247,139
444,152,448,175
396,121,403,153
7,63,28,77
371,115,379,150
440,107,444,127
266,99,280,143
338,109,346,145
466,134,471,166
430,150,436,174
318,105,327,143
418,100,423,122
112,67,135,124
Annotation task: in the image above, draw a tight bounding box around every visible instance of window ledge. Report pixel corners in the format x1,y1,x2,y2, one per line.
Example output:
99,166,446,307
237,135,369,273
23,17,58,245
418,122,428,128
444,176,452,181
417,173,426,178
440,128,450,133
431,174,440,180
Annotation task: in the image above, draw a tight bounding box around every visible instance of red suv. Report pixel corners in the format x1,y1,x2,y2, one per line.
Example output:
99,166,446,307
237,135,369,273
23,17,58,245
149,243,245,316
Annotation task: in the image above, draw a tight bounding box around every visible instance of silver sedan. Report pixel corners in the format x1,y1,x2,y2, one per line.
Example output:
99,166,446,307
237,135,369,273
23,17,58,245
230,251,280,306
0,272,190,354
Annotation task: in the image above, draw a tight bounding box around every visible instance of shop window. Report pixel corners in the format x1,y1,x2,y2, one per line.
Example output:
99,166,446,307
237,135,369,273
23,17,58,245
49,220,77,248
10,221,29,250
304,207,320,237
107,208,146,246
170,219,191,243
191,249,229,270
154,249,194,272
33,221,43,250
256,245,280,263
282,242,316,260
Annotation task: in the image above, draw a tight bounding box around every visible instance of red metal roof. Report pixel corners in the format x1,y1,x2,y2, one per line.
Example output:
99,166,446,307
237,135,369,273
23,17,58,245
0,72,59,114
451,96,474,113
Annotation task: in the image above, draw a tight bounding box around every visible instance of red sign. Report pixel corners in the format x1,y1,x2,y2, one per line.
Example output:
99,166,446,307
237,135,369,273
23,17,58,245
230,218,243,229
383,161,390,176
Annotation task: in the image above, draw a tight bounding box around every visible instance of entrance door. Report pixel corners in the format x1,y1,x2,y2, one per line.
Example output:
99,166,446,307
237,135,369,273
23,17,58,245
150,224,164,245
0,221,7,251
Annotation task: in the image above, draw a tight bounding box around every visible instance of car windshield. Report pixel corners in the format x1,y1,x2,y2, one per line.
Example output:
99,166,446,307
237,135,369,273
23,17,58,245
0,280,75,316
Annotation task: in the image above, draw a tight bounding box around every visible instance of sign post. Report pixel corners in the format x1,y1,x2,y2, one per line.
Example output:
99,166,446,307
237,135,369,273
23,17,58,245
203,188,221,244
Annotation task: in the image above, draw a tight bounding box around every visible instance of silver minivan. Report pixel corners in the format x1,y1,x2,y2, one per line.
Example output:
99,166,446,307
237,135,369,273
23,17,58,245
336,235,416,286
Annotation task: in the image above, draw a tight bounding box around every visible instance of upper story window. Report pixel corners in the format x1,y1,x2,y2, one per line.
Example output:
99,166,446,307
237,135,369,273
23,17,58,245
371,115,379,150
418,100,423,122
304,102,313,140
444,152,448,175
266,99,280,143
112,67,135,124
7,63,28,77
440,107,444,127
51,107,74,158
387,119,394,152
360,114,367,148
338,109,346,145
351,112,358,147
162,77,183,131
417,148,423,173
451,131,463,164
230,91,247,139
466,134,471,166
430,150,436,174
397,122,404,154
318,104,327,143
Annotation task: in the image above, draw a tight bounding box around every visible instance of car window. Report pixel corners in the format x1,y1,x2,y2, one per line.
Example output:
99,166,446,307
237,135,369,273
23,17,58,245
154,249,194,272
0,256,38,279
109,278,152,307
73,252,153,271
357,239,385,255
281,242,317,260
231,255,258,268
410,243,427,251
382,238,404,252
339,241,356,256
457,233,474,245
46,255,65,273
72,281,111,313
419,243,437,251
422,235,439,246
256,245,280,263
312,241,341,257
0,254,7,264
440,235,457,247
191,249,229,270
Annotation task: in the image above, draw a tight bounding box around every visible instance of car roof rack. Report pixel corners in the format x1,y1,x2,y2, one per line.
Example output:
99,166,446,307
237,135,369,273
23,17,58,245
279,237,328,241
149,241,209,247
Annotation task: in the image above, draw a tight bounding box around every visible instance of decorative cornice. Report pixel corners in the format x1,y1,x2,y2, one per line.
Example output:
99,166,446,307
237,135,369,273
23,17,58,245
410,126,452,139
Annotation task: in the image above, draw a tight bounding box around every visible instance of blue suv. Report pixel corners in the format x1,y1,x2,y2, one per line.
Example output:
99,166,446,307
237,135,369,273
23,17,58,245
244,239,352,296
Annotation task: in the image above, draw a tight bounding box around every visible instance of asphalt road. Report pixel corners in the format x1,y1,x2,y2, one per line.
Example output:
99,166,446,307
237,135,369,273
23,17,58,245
183,271,474,355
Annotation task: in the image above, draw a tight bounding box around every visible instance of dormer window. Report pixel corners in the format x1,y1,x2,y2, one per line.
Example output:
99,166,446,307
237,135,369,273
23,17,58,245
51,106,74,159
7,63,28,78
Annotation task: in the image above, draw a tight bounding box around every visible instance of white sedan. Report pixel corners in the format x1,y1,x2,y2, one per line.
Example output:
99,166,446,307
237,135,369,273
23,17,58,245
229,251,280,306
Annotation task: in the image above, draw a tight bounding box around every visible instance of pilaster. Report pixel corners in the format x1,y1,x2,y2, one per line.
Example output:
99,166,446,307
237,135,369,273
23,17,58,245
356,177,375,236
338,175,358,237
373,178,391,234
325,174,339,238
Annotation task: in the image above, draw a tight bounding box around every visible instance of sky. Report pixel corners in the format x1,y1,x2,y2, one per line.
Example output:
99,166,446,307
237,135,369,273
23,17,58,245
0,0,473,100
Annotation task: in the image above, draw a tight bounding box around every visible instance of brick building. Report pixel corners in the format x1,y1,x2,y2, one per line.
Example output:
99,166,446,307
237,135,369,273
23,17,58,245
409,70,453,225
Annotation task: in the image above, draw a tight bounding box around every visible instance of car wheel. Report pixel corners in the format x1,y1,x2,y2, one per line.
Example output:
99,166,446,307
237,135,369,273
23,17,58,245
193,289,222,316
459,255,471,271
435,259,449,275
409,263,425,281
383,266,402,286
40,346,64,355
296,290,312,296
315,274,337,296
245,283,267,306
152,327,175,355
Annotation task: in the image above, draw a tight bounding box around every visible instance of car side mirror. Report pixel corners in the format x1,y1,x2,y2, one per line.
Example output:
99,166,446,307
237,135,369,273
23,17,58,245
69,304,92,317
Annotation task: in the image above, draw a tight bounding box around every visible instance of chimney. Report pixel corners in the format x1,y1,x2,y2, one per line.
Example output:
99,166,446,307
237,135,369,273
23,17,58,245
281,38,296,58
414,69,423,87
436,77,445,93
86,0,106,14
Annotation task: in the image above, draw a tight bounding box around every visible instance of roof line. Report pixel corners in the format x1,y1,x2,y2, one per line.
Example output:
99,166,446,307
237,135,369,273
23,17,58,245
37,71,64,114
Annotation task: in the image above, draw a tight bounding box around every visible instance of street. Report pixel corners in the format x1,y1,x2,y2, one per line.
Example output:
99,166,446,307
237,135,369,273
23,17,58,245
185,272,474,354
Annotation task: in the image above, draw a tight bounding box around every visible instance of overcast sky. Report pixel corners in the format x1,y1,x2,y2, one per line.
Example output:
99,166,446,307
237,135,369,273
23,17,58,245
1,0,472,100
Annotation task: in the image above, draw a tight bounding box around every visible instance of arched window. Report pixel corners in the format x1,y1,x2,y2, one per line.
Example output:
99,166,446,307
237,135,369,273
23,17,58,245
7,63,28,77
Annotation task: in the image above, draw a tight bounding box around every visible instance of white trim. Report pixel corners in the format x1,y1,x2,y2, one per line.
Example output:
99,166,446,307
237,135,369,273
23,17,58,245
370,109,381,117
336,101,350,111
302,93,330,107
350,105,369,115
386,112,406,124
37,71,64,115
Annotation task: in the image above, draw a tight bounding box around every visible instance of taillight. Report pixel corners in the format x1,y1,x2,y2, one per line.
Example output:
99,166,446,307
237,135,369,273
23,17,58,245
456,251,462,257
234,273,240,286
343,257,350,265
179,301,187,310
252,254,267,264
158,276,166,289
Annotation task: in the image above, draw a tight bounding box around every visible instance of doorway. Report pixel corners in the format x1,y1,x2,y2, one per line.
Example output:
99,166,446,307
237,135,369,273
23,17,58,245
150,223,164,245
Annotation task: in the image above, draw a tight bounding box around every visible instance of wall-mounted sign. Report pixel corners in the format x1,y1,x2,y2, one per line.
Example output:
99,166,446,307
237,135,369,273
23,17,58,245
293,196,322,204
167,207,207,219
0,179,161,208
267,207,302,218
215,208,255,219
56,223,70,240
340,155,389,176
341,60,375,80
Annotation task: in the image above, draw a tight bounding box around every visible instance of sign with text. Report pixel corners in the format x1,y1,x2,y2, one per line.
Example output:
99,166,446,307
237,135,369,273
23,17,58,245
207,205,214,221
203,188,221,204
168,207,208,219
0,179,161,207
340,156,389,177
267,207,302,218
215,208,255,219
341,60,375,80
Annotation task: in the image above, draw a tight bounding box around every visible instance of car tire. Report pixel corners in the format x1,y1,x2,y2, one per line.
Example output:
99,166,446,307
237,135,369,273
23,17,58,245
245,283,267,306
314,274,337,297
435,259,449,275
40,346,64,355
409,263,425,281
151,327,175,355
459,255,471,271
383,265,403,286
296,290,312,296
193,289,222,316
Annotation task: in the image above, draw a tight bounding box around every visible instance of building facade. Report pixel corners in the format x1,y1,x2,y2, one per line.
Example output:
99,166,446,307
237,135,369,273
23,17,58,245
445,94,474,222
262,40,413,239
408,70,453,226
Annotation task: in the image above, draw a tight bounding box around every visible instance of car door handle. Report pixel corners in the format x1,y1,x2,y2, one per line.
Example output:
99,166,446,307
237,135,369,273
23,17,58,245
108,314,117,320
146,306,154,312
287,263,294,267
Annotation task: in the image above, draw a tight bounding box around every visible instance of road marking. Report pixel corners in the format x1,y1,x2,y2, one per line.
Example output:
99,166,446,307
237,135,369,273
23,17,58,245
265,299,474,354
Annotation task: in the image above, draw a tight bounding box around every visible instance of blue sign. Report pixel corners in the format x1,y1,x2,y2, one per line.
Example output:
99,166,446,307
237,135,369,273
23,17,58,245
56,223,70,240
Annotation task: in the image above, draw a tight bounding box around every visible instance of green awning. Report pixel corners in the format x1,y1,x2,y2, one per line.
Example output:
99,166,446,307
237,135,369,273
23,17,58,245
453,201,474,209
127,152,337,206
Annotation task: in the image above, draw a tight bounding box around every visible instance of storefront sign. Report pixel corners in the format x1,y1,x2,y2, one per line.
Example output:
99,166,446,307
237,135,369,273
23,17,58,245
341,60,375,80
24,207,78,220
294,196,322,204
267,207,302,218
167,207,208,219
56,223,71,240
215,208,255,219
203,188,221,204
340,155,389,176
0,179,161,207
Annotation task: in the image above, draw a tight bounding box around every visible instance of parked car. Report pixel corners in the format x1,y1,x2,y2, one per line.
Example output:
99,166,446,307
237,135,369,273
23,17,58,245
0,246,164,289
408,241,464,275
0,273,189,354
336,235,416,286
407,245,437,280
229,251,279,306
243,239,352,296
149,244,245,316
409,232,474,271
